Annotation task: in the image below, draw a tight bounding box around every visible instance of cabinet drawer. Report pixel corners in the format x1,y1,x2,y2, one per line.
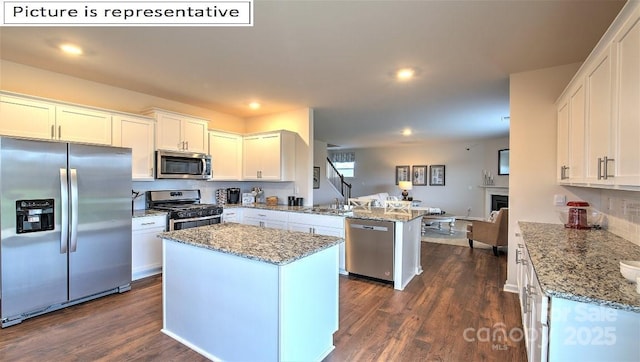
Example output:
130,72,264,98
290,213,345,229
133,215,167,231
242,208,288,222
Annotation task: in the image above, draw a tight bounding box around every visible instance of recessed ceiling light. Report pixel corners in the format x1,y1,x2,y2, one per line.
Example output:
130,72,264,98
396,68,415,81
402,128,412,136
249,102,261,110
59,43,83,55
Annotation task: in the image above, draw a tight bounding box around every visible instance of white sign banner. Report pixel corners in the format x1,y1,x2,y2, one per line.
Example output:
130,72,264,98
2,1,253,26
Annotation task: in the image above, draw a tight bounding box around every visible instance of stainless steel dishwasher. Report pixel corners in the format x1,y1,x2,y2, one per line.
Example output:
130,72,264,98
345,218,395,281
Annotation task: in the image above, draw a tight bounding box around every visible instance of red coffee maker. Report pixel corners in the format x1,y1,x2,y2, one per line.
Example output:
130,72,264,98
564,201,590,229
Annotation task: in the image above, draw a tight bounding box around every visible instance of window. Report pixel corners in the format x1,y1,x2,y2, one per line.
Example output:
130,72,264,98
330,151,356,177
334,161,355,177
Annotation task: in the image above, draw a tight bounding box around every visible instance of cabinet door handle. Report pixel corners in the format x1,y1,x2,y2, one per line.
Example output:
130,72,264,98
515,249,522,264
604,156,615,179
51,125,55,139
185,141,189,150
560,165,569,180
523,287,530,314
58,125,62,139
140,222,156,226
597,157,603,180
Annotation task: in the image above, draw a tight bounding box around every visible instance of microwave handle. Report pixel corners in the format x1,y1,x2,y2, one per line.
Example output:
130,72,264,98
202,158,207,177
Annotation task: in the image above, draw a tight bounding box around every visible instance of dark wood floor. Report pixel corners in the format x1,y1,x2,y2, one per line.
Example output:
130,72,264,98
0,242,526,361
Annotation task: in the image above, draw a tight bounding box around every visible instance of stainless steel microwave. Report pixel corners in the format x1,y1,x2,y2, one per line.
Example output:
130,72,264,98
155,150,212,180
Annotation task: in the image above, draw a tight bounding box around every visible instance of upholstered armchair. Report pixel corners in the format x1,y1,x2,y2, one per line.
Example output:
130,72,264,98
466,208,508,256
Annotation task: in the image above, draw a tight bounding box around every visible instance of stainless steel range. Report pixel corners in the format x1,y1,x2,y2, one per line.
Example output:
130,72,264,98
146,190,223,231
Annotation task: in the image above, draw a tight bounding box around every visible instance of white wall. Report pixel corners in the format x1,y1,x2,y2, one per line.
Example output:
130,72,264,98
0,60,246,132
508,63,598,290
323,137,509,216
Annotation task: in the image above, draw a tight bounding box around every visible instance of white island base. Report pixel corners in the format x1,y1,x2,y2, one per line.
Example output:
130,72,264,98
162,239,339,361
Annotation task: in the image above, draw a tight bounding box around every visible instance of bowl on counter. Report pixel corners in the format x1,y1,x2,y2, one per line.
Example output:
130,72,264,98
620,260,640,282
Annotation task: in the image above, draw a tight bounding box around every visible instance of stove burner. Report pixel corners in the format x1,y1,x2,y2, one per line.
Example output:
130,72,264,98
146,190,223,219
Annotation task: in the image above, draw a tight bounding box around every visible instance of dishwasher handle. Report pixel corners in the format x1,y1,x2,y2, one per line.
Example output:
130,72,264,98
350,223,389,232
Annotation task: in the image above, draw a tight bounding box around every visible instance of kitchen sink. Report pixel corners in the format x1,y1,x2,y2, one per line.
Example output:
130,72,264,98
304,207,351,215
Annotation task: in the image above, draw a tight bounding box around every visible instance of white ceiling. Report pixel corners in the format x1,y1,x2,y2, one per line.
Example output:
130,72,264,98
0,0,626,149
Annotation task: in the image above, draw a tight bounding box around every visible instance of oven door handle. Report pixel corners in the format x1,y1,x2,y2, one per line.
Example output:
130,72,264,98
169,214,221,230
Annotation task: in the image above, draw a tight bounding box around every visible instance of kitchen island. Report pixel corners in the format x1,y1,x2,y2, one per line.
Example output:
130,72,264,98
159,223,343,362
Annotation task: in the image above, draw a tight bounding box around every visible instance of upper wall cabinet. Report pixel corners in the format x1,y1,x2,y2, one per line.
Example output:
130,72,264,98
557,2,640,189
55,105,112,145
112,114,156,181
584,44,615,185
145,108,208,153
556,80,586,184
612,12,640,186
209,130,243,181
0,93,112,145
0,94,56,139
243,131,296,181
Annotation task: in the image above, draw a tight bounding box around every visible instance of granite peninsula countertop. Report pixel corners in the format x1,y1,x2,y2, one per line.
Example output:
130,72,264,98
159,223,343,266
519,222,640,313
225,203,427,222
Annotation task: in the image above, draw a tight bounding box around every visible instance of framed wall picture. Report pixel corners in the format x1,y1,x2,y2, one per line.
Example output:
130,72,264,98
395,165,410,185
429,165,445,186
313,166,320,189
498,148,510,175
412,165,427,186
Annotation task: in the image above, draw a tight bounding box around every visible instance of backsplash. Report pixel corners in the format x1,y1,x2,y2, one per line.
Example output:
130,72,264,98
601,189,640,246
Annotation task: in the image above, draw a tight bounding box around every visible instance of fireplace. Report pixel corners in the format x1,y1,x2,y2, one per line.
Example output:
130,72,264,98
483,186,508,218
491,195,509,211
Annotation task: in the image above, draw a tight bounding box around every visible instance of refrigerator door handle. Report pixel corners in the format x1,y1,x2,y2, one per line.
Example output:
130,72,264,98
69,168,79,252
59,168,69,254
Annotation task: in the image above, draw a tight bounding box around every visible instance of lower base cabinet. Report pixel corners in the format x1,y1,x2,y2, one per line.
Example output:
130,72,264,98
242,209,288,230
517,235,640,361
287,213,346,274
132,215,166,280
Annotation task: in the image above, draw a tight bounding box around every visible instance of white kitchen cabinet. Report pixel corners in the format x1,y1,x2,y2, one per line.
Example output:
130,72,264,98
242,208,288,230
568,81,587,183
611,10,640,186
517,238,548,362
112,114,155,181
146,108,208,153
222,207,242,223
132,214,166,280
0,94,56,139
0,93,112,145
287,212,346,274
209,130,242,180
243,131,296,181
557,2,640,188
585,44,615,185
556,97,570,182
556,81,587,184
55,105,112,145
517,240,640,362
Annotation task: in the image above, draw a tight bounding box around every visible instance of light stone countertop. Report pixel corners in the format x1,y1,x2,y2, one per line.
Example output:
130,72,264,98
132,209,168,218
225,203,428,222
159,223,343,266
519,221,640,313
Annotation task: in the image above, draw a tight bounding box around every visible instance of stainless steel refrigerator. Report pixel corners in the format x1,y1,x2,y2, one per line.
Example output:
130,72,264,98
0,137,132,327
